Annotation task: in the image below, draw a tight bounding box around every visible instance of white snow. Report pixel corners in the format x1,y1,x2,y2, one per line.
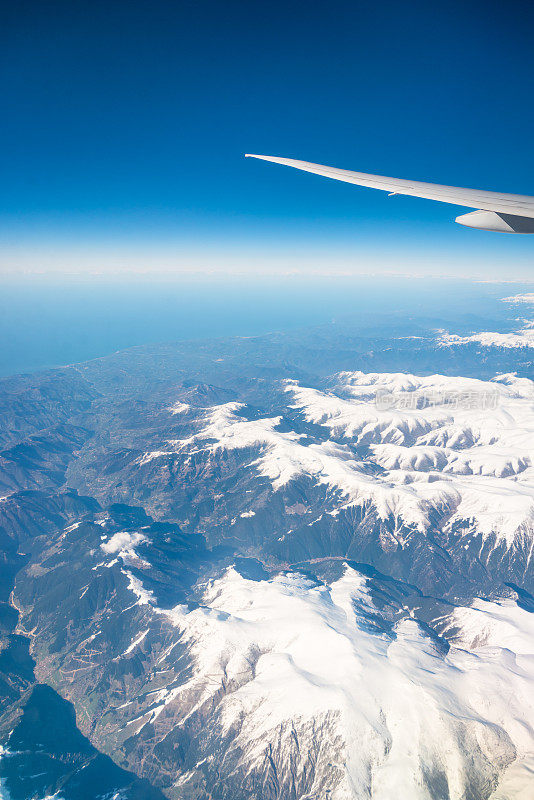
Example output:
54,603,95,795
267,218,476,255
100,531,147,556
124,571,155,606
439,329,534,348
286,372,534,546
168,401,190,415
131,565,534,800
138,371,534,549
138,449,173,466
123,629,149,655
63,521,82,533
437,292,534,349
503,293,534,305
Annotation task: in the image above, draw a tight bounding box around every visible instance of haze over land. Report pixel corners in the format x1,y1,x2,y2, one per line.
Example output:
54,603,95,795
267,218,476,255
1,275,532,376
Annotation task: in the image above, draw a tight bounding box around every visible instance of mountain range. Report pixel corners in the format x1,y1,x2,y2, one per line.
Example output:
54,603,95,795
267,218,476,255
1,303,534,799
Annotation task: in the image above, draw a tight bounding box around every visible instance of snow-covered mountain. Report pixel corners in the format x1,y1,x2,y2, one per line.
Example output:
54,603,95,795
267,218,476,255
1,317,534,800
288,371,534,544
438,293,534,349
121,564,534,800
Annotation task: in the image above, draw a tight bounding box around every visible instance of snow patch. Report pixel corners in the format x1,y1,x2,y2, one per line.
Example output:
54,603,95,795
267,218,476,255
100,531,147,556
124,571,155,606
169,401,190,415
123,629,149,655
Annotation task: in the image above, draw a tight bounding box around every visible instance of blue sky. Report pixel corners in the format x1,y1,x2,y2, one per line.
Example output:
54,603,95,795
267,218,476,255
1,0,534,278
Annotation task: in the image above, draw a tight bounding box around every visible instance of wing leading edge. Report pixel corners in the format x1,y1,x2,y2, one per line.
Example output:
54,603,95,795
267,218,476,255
245,154,534,233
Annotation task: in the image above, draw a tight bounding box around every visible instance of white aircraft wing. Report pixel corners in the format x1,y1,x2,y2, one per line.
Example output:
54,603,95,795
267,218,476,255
245,154,534,233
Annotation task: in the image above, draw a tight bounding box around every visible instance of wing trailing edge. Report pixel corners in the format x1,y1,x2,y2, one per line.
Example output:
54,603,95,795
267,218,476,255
245,154,534,233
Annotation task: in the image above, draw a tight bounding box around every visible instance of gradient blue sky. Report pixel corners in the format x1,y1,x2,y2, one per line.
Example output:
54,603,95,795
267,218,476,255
1,0,534,278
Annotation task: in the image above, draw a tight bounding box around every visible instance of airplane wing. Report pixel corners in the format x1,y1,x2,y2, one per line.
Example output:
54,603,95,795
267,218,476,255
245,154,534,233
